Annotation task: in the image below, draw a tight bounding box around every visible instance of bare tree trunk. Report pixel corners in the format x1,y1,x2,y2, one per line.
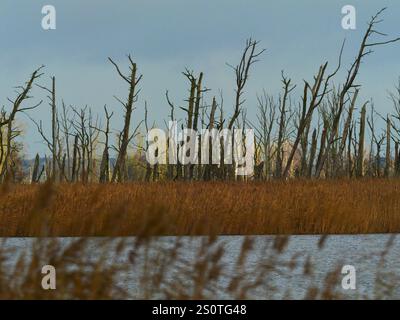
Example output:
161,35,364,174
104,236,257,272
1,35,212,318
275,73,295,178
144,102,152,182
36,76,58,181
356,103,367,177
99,106,113,183
307,129,318,178
385,115,391,177
203,97,218,181
71,134,79,182
165,91,176,180
31,153,42,183
1,66,44,181
395,141,400,176
109,55,142,183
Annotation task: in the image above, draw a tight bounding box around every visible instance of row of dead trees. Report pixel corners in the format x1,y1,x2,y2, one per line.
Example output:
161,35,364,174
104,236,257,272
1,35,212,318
2,8,400,184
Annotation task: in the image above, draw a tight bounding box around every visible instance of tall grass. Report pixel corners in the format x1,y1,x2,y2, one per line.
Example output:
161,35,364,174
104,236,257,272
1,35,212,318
0,238,128,299
0,235,398,299
0,179,400,236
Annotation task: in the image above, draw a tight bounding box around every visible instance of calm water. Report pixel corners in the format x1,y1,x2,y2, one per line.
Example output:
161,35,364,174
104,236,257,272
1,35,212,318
2,235,400,299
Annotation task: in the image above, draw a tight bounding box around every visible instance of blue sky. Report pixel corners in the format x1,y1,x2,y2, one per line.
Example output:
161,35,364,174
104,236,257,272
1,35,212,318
1,1,400,157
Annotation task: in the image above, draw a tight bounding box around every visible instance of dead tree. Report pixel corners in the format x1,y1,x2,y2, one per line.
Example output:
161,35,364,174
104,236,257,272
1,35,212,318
44,155,51,181
217,92,226,180
165,90,176,180
0,66,44,181
34,78,69,182
192,72,208,180
31,153,44,183
182,69,196,132
367,105,385,176
180,69,208,180
193,72,205,131
315,116,329,177
346,122,355,177
109,55,142,182
71,134,80,182
385,115,391,177
356,102,367,177
340,91,359,150
395,140,400,176
71,106,90,183
202,96,219,180
315,8,400,177
87,109,100,182
144,102,152,182
36,76,59,181
299,114,312,177
0,110,8,175
98,106,113,183
227,38,265,130
60,101,73,180
307,128,318,178
282,56,341,179
275,72,295,178
224,39,265,180
388,77,400,176
252,91,276,180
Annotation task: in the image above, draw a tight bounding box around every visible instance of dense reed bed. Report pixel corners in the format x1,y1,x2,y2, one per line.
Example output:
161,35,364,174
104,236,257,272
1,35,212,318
0,179,400,236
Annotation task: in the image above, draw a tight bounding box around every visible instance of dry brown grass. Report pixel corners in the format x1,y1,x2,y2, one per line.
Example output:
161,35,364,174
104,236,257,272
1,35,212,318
0,179,399,236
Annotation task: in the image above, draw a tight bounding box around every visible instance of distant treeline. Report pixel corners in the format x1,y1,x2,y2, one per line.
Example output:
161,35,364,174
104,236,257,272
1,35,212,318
2,8,400,184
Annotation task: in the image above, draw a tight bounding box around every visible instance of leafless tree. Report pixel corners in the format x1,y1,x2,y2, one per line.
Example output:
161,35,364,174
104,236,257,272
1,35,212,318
227,38,265,130
275,72,295,178
0,66,44,181
98,105,113,183
315,8,400,177
109,55,142,182
36,76,59,181
282,53,342,178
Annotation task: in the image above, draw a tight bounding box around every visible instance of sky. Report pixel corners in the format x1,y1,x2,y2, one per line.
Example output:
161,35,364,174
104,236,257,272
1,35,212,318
1,0,400,157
